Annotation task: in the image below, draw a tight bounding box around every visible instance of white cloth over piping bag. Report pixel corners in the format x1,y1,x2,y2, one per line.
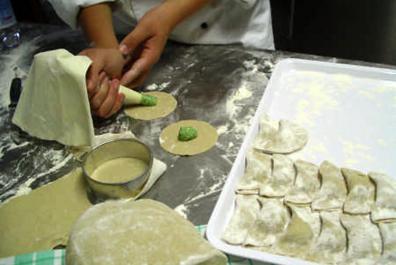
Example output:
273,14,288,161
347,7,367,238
12,49,94,147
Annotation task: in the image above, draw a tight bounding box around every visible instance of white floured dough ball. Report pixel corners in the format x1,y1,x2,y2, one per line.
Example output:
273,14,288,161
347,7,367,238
66,199,226,265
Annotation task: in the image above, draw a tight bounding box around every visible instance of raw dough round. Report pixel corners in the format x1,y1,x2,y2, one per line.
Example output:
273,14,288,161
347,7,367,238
160,120,218,156
124,91,177,120
66,199,227,265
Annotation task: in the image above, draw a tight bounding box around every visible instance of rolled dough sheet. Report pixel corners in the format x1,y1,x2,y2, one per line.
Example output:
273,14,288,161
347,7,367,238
159,120,218,156
124,91,177,120
0,169,92,258
0,158,166,259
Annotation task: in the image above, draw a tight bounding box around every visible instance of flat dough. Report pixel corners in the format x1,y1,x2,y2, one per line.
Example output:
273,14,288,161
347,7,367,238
0,169,92,258
236,149,272,195
244,197,289,247
222,195,260,245
375,254,396,265
66,199,227,265
254,115,308,154
308,211,346,264
340,214,382,261
12,49,94,146
311,161,347,211
259,154,295,197
124,91,177,120
379,222,396,256
275,205,320,259
285,160,320,205
160,120,218,156
341,168,374,214
369,172,396,222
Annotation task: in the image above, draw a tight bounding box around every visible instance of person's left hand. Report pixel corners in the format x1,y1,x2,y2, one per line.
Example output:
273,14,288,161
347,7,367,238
89,72,125,118
79,48,126,95
119,7,171,88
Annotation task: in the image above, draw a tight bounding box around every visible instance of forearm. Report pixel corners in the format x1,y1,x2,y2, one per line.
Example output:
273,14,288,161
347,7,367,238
78,3,118,48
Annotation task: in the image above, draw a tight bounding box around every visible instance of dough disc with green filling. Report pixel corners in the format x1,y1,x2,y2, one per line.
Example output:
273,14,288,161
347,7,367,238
124,91,177,120
160,120,218,156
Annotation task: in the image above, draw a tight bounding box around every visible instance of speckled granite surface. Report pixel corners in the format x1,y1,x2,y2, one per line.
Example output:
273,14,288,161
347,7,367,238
0,23,394,225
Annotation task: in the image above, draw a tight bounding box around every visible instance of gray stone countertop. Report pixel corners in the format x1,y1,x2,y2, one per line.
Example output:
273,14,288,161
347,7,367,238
0,23,394,225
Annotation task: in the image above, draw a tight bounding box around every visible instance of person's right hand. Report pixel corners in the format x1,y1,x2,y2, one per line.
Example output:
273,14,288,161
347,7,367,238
79,48,126,96
118,6,172,88
89,72,125,118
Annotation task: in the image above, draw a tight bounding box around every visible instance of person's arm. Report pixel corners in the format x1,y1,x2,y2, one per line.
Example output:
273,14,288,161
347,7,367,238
78,3,118,48
119,0,212,87
78,3,125,118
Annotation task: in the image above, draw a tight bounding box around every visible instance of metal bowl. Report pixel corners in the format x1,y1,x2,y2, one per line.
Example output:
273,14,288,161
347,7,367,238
82,138,153,200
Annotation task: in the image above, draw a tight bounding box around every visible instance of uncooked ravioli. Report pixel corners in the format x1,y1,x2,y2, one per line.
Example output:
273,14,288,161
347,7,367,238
274,205,320,259
369,172,396,222
340,214,382,261
159,120,218,156
311,161,347,211
237,149,272,194
254,115,308,154
341,168,374,214
379,222,396,255
124,91,177,120
285,160,320,205
259,154,295,197
308,211,346,264
244,197,289,247
222,195,260,245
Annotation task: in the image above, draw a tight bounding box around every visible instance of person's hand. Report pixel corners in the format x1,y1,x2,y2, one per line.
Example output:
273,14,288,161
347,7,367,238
79,48,126,95
89,72,125,118
119,7,172,88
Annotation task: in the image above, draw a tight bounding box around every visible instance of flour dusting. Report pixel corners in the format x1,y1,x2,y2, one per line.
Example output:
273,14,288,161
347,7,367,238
174,204,189,219
0,41,36,108
145,82,170,91
217,125,228,135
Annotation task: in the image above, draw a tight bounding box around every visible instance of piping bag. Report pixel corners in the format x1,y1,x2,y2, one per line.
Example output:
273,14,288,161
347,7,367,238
119,85,157,106
12,49,154,147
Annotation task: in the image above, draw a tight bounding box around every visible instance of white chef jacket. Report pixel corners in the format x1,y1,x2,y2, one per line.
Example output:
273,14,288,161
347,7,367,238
48,0,274,50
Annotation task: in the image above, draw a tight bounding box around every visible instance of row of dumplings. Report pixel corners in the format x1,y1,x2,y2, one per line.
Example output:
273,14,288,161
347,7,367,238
223,114,396,263
236,149,396,222
222,194,396,264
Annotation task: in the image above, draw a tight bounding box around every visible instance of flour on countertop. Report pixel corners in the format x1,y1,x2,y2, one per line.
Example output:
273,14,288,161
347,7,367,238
0,41,36,108
145,82,170,91
226,60,267,125
1,151,74,202
216,125,228,135
0,141,29,160
174,204,189,219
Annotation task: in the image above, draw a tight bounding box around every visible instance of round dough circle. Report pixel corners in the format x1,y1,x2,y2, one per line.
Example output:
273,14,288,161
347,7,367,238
66,199,227,265
160,120,218,156
124,91,177,120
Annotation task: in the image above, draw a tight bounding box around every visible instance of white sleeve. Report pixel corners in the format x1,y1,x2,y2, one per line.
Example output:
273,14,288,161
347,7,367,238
47,0,116,29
